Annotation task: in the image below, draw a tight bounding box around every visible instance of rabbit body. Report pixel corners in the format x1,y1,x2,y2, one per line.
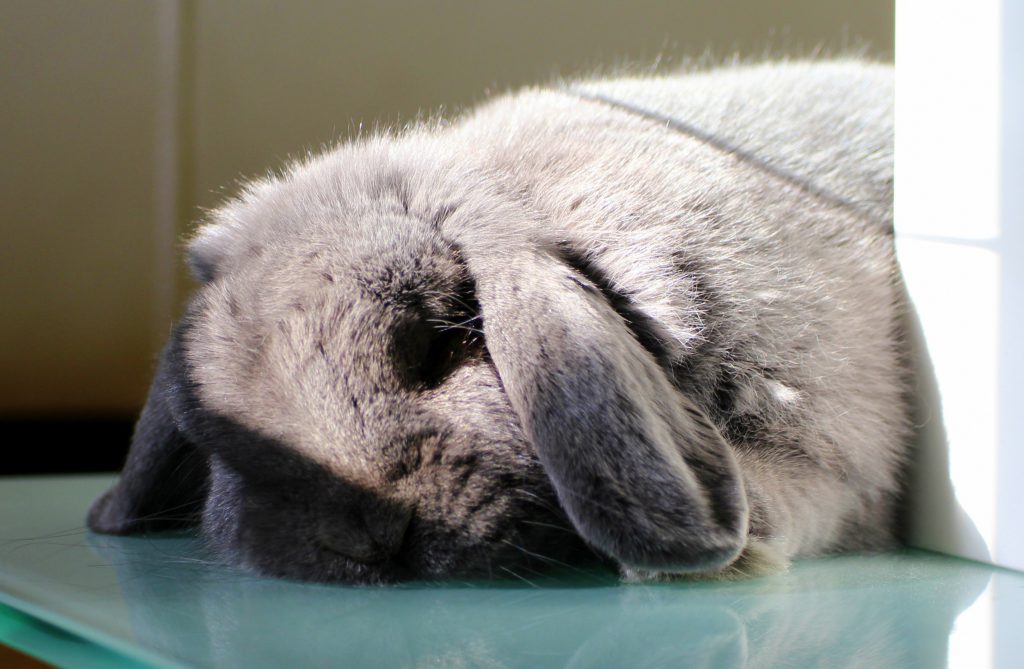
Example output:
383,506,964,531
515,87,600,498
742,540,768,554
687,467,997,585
89,60,905,583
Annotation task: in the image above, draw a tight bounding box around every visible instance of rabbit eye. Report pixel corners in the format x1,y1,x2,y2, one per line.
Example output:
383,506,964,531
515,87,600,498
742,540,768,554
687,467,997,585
391,273,484,388
417,312,483,387
393,297,483,389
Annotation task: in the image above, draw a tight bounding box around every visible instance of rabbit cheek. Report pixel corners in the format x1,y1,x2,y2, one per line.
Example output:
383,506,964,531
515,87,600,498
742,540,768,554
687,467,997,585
395,368,591,577
398,469,579,579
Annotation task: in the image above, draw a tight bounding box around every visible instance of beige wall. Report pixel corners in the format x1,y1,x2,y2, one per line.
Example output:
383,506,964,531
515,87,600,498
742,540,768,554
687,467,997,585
1,0,893,414
191,0,894,211
1,1,165,412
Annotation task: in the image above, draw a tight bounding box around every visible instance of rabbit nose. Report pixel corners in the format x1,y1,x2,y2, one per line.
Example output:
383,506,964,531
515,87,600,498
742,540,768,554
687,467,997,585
318,503,413,564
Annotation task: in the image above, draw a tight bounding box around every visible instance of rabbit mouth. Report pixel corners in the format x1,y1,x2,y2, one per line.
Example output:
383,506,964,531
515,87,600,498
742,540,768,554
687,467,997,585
218,505,594,586
323,497,594,584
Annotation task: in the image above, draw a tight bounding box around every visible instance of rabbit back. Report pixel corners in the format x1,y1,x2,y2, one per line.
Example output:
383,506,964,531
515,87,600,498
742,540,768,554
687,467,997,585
437,60,905,567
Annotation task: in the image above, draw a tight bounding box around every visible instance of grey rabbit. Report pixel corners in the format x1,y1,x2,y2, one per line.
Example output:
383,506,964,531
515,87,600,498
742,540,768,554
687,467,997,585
88,59,906,584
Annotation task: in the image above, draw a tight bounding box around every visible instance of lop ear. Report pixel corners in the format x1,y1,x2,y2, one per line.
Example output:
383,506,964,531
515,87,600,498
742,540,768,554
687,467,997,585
186,223,233,283
466,245,748,573
87,326,209,535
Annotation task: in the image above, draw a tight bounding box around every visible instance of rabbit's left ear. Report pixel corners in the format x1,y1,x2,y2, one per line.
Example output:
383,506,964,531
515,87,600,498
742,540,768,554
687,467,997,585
464,243,748,573
87,325,209,534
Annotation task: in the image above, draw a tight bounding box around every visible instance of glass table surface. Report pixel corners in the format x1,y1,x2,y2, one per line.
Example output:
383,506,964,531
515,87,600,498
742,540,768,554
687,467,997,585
1,475,1022,669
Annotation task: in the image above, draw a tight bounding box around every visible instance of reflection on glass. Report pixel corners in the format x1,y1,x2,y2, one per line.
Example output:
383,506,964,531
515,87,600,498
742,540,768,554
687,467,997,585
88,535,991,669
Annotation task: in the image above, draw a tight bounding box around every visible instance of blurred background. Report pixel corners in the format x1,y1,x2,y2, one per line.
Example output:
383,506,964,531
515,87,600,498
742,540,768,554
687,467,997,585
0,1,893,473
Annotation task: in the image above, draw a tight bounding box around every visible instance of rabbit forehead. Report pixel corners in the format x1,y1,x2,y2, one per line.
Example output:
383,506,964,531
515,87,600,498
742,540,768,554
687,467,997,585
181,229,465,477
184,294,424,478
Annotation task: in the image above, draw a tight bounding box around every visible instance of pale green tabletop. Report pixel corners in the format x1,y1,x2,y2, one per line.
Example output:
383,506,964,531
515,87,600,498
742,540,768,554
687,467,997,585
1,475,1022,669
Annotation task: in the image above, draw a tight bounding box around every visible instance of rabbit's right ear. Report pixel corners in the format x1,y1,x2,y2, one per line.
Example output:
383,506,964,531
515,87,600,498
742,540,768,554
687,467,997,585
186,222,235,283
87,326,209,534
461,240,749,573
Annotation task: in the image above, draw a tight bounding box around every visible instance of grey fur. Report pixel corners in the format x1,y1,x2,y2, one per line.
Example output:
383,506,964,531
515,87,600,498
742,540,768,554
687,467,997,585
88,60,907,583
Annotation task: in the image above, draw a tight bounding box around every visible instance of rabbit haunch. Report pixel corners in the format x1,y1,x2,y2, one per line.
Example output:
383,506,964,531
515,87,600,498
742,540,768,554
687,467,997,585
88,60,905,583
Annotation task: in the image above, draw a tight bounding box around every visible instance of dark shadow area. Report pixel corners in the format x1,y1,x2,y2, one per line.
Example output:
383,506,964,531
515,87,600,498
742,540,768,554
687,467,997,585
1,416,134,475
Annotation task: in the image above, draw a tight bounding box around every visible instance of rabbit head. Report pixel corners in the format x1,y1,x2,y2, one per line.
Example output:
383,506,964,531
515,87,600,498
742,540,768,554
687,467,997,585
86,137,749,584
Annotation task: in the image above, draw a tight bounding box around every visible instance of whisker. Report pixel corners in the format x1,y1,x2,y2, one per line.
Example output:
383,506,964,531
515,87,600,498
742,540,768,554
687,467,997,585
500,538,593,576
517,519,579,536
422,290,480,317
426,317,484,335
512,489,565,516
4,526,91,542
124,498,205,521
499,565,540,588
